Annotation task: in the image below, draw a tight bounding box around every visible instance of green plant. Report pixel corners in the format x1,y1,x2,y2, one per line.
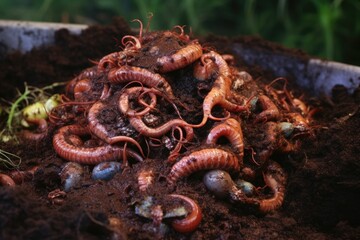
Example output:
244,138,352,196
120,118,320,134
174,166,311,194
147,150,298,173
0,149,21,169
0,82,65,143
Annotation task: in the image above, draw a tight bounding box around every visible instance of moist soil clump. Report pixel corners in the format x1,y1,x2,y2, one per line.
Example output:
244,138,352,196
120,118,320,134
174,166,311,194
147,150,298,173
1,17,359,239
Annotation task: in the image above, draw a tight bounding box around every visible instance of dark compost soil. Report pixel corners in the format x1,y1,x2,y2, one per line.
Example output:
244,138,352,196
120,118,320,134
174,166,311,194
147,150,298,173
0,17,359,240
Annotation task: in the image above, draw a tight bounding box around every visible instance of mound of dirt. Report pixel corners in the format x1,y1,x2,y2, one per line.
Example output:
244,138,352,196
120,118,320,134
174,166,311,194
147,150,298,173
0,17,359,240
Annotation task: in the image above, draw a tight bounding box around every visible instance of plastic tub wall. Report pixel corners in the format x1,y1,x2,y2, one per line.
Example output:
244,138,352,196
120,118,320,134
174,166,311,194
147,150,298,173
1,20,359,95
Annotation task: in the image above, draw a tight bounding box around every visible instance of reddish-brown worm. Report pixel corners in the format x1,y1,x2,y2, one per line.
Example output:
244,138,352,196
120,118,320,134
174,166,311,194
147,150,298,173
128,117,194,142
108,65,175,99
169,194,202,233
156,41,203,73
167,148,241,185
121,35,142,50
9,166,38,184
206,118,244,158
73,79,92,101
200,51,231,77
172,25,190,42
21,118,49,142
137,169,154,192
167,126,186,163
0,173,16,187
97,51,127,72
119,86,183,120
188,52,250,127
118,87,158,117
87,101,145,157
189,75,249,128
193,58,217,81
65,67,97,97
254,95,280,123
53,124,143,164
258,161,287,213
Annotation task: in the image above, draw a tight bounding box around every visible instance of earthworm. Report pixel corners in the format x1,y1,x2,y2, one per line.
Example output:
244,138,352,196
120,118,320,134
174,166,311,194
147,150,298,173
190,54,252,127
66,67,97,97
21,118,48,142
172,25,190,42
118,87,158,117
129,117,194,142
264,77,299,112
200,51,231,77
151,205,164,226
131,19,144,43
73,79,92,101
284,112,313,139
0,173,16,187
121,35,142,50
255,122,280,164
87,101,145,157
108,65,175,99
167,148,241,185
9,166,38,184
97,51,127,72
100,83,111,100
156,41,203,73
168,194,202,233
190,75,249,127
258,161,287,213
138,169,154,192
254,95,280,123
293,98,310,116
193,58,217,81
167,126,186,163
53,124,143,164
119,86,184,120
221,54,235,65
67,134,84,146
206,118,244,158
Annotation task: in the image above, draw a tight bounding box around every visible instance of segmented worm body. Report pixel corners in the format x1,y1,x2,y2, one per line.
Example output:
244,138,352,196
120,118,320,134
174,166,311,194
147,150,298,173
66,67,97,97
118,87,158,117
167,148,241,185
108,65,175,99
9,166,38,184
53,124,143,164
191,75,249,127
156,41,203,73
201,51,231,77
190,51,250,127
87,101,145,156
138,169,154,192
21,118,49,142
254,95,280,123
169,194,202,233
0,173,16,187
73,79,92,101
193,51,233,81
284,112,313,138
193,59,217,81
97,50,136,72
129,117,194,142
258,161,287,213
206,118,244,158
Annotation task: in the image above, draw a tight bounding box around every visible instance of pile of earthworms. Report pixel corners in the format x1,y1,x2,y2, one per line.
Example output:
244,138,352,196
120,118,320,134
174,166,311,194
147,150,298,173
14,22,315,233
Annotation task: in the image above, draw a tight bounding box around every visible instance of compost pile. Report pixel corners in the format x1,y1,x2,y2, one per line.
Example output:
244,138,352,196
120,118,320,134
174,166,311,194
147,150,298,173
0,17,359,240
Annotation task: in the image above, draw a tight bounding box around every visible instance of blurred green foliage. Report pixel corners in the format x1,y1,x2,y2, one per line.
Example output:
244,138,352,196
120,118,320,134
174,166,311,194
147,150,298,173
1,0,359,65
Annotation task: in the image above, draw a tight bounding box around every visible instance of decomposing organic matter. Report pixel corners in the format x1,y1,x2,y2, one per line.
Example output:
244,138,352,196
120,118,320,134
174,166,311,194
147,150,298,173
2,21,318,235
